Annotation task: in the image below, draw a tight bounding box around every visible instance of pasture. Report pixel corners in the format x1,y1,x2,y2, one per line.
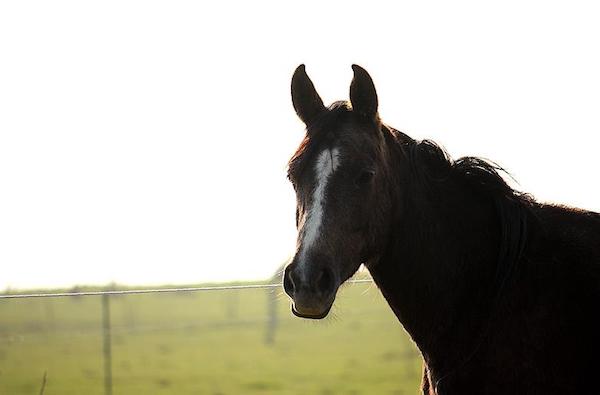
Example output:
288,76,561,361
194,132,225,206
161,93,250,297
0,280,421,394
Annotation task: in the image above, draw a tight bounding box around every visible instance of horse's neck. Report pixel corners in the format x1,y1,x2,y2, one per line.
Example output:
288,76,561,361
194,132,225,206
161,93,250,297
368,159,501,376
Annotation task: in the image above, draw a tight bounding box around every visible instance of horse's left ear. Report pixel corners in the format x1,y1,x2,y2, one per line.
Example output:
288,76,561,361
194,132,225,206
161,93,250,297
350,64,378,119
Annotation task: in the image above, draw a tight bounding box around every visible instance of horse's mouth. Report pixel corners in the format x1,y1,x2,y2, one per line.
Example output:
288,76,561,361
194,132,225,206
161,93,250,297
291,302,333,320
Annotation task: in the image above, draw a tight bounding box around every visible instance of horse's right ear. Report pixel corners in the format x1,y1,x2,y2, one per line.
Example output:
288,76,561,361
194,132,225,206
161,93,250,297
291,65,325,126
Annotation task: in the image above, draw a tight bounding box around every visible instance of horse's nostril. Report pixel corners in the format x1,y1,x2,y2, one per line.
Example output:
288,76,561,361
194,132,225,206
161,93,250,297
283,267,295,297
316,267,335,295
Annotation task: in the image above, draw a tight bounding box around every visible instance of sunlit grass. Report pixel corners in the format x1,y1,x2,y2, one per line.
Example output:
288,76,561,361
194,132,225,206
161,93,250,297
0,281,422,394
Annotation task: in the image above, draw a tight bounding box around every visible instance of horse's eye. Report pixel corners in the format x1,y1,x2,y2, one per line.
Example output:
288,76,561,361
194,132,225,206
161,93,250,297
355,169,376,186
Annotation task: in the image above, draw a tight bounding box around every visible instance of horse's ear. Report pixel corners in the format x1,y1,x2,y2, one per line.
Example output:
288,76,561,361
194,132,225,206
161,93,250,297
350,64,378,119
291,64,325,126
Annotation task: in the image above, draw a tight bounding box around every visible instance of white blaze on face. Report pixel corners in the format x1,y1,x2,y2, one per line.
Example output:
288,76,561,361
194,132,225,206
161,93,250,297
297,147,341,276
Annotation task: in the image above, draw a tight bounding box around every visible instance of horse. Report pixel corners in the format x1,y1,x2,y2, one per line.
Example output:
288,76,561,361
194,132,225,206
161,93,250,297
282,64,600,394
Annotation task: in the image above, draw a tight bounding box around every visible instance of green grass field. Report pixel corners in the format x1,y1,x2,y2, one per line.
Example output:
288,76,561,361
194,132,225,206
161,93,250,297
0,280,422,394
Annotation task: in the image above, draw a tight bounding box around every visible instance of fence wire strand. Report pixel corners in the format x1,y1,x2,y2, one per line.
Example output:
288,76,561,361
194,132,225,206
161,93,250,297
0,279,374,300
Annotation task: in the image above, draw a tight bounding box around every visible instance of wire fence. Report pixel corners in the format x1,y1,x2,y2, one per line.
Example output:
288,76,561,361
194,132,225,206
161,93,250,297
0,279,374,299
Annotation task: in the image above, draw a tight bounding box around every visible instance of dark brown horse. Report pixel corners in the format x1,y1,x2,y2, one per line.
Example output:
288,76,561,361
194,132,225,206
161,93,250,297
283,64,600,394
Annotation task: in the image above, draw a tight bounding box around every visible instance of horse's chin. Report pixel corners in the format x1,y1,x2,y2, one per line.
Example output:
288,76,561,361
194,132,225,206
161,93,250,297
291,302,333,320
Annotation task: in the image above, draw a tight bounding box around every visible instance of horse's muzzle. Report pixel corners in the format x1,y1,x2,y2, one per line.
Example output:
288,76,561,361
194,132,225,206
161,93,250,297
283,261,338,319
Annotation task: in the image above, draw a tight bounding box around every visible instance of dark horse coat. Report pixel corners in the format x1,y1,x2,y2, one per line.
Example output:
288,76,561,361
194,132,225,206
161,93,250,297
284,65,600,395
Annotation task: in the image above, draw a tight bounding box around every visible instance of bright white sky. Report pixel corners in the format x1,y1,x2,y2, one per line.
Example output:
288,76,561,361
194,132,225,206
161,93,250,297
1,1,599,289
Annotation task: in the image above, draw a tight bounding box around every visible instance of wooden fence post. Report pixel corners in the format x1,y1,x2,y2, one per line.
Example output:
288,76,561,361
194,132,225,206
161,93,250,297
265,264,286,346
102,293,113,395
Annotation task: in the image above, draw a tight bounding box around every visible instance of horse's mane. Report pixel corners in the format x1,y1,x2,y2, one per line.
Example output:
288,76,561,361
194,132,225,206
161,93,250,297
408,139,535,300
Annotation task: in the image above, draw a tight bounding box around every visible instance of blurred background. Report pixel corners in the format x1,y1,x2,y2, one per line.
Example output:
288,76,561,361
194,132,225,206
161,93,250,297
0,278,424,394
1,0,599,393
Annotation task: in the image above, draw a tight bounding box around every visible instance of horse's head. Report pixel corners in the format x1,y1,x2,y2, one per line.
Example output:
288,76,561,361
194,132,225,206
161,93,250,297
284,65,399,319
